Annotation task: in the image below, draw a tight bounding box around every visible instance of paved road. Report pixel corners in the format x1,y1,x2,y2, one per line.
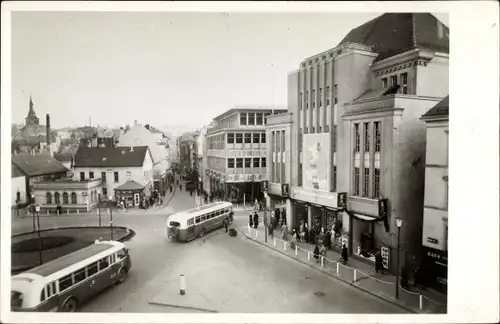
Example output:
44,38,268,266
10,177,406,313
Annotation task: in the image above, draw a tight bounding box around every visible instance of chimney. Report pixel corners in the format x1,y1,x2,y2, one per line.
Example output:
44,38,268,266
46,114,51,152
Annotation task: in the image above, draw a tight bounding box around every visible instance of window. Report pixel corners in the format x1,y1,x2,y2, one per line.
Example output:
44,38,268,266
98,257,109,271
89,172,94,179
46,192,52,204
299,93,303,110
305,91,309,109
240,113,247,125
363,168,370,197
73,268,86,284
227,133,235,143
248,113,255,125
41,289,46,302
126,171,131,179
253,158,260,167
54,192,60,205
333,166,337,192
87,262,98,277
80,172,85,181
354,124,360,152
363,123,370,152
326,86,330,106
334,84,338,104
373,168,380,197
244,133,251,144
103,188,107,195
101,172,106,182
400,72,408,94
253,133,260,143
382,78,388,89
374,122,381,152
304,127,308,134
261,133,266,144
114,171,119,182
201,215,207,222
256,113,263,125
236,133,243,144
63,192,69,204
59,274,73,292
195,216,201,224
390,75,398,87
236,158,243,168
228,158,235,168
312,127,315,133
187,218,194,226
312,90,316,108
261,157,267,168
244,158,251,168
319,88,323,107
71,192,77,204
354,167,360,196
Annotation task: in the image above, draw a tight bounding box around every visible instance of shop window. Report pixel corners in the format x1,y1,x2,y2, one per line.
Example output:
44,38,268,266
235,133,243,144
71,192,77,204
46,192,52,204
63,192,69,204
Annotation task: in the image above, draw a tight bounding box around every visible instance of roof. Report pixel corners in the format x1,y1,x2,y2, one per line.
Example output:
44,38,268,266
115,180,144,191
74,146,150,168
338,13,449,62
117,125,165,163
29,243,114,277
12,164,25,178
421,95,449,119
213,107,288,122
53,153,74,162
12,153,69,177
354,85,401,101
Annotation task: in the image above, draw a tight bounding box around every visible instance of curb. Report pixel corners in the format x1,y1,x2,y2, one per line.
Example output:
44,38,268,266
240,228,418,314
148,301,218,313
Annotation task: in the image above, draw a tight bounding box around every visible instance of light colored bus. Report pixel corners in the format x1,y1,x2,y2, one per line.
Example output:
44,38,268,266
166,201,233,242
11,240,131,312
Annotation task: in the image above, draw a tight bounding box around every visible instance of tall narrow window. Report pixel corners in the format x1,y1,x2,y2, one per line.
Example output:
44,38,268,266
312,90,316,108
354,124,360,152
114,171,119,182
256,113,263,125
264,113,271,124
244,133,251,144
374,122,381,152
261,133,266,144
80,172,85,181
227,133,234,143
299,93,303,110
319,88,323,107
244,158,251,168
390,75,398,87
227,158,235,168
101,172,106,182
253,133,260,143
236,158,243,168
71,192,77,204
354,167,360,196
248,113,255,125
332,166,337,192
363,123,370,152
400,72,408,94
382,78,388,89
236,133,243,144
89,172,94,179
63,192,69,204
55,192,61,205
240,113,247,125
326,86,330,106
305,91,309,109
373,168,380,198
261,157,267,168
253,158,260,168
334,84,338,104
46,192,52,204
363,168,370,197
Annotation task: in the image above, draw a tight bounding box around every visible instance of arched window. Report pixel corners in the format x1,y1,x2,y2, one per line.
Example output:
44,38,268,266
46,192,52,204
71,192,77,204
54,192,60,205
63,192,69,204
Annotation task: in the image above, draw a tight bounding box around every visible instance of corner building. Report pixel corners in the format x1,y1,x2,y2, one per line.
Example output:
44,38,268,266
287,13,449,272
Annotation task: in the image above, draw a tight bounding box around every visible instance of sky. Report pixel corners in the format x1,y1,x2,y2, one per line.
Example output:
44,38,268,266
11,11,449,131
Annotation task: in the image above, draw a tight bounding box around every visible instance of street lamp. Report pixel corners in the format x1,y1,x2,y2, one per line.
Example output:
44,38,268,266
97,190,102,227
264,193,268,243
35,204,43,265
395,218,403,299
31,193,36,232
109,195,114,240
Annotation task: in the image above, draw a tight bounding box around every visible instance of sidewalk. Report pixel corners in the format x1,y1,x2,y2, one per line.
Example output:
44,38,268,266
242,225,447,314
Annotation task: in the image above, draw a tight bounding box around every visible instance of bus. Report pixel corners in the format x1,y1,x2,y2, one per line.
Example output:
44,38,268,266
11,240,131,312
166,201,233,242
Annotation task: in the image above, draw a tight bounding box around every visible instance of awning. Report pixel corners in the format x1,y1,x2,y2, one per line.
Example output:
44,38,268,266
344,208,380,222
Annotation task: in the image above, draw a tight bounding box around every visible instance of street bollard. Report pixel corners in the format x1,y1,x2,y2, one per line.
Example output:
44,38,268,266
180,274,186,295
295,245,298,256
321,256,324,267
307,251,311,261
47,210,49,215
248,225,251,234
273,237,276,247
255,230,258,239
284,241,287,252
419,294,423,310
336,262,339,275
77,209,79,215
354,269,357,282
67,210,69,215
57,210,60,215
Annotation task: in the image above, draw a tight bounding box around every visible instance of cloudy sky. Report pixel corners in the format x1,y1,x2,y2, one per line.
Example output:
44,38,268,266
11,11,448,130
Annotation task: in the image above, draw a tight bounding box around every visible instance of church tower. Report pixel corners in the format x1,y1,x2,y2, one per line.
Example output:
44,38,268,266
25,95,39,126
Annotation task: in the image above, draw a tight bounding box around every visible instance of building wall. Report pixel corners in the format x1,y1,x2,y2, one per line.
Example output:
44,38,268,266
32,180,103,211
416,54,449,98
288,71,300,188
12,176,27,205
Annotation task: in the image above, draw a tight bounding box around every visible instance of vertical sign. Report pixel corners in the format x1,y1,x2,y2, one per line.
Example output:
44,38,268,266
341,233,349,249
381,245,390,270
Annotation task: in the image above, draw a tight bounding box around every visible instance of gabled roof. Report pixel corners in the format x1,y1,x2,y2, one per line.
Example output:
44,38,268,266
53,153,74,162
422,95,449,119
74,146,150,168
115,180,144,191
12,153,69,177
339,13,449,62
12,164,25,178
117,125,164,163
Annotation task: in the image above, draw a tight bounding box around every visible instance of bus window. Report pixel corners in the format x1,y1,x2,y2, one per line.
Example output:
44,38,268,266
187,218,194,226
169,221,181,227
195,216,201,224
40,289,46,302
201,215,206,221
73,268,86,284
98,257,109,271
110,254,116,264
11,291,23,308
117,249,127,260
87,262,98,277
59,274,73,292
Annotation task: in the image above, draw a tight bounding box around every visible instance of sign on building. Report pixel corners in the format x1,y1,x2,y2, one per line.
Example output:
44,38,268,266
381,245,390,270
281,183,289,198
337,192,347,209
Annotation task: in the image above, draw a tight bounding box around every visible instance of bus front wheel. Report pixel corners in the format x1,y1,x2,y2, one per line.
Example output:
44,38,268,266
62,297,78,312
117,268,127,284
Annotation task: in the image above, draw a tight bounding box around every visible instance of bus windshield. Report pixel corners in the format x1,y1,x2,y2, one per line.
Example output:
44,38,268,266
169,221,181,227
11,291,23,308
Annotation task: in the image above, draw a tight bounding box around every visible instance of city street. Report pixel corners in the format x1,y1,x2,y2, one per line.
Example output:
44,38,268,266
10,178,405,313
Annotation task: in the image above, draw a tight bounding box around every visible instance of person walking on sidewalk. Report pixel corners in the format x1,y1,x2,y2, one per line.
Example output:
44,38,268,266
275,210,281,229
281,223,288,241
304,223,310,244
290,230,298,249
253,212,259,229
341,244,348,264
248,214,253,228
319,244,327,264
313,244,320,263
223,216,229,233
268,220,274,238
271,212,277,231
375,251,384,274
299,221,305,243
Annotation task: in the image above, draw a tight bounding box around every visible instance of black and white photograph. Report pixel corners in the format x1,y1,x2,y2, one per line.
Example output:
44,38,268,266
1,1,498,323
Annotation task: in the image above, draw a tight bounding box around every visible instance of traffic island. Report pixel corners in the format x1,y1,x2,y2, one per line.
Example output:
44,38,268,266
11,226,135,275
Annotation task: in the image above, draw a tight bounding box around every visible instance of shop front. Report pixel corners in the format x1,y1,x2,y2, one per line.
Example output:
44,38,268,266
114,180,145,208
421,246,448,293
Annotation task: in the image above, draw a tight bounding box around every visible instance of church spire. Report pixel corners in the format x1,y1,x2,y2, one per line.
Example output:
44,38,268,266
28,94,36,117
25,94,39,126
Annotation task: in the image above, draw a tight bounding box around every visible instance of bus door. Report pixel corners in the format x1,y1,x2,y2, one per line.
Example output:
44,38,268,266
85,260,103,298
186,218,195,240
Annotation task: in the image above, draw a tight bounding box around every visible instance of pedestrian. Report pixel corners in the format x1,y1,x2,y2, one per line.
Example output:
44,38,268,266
313,244,320,262
248,214,253,228
269,221,274,238
223,216,229,233
271,213,277,231
375,251,384,274
319,244,327,263
253,212,259,229
290,230,298,249
281,223,288,241
304,223,310,243
275,210,281,229
275,208,281,223
229,210,234,223
299,221,305,243
341,244,348,264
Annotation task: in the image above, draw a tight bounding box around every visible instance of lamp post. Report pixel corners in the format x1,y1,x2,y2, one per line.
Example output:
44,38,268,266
31,193,36,232
35,204,43,265
395,218,403,299
109,195,114,240
97,190,102,227
264,193,268,243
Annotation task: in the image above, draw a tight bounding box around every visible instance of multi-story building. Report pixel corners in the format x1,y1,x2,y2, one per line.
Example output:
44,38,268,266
286,13,449,272
205,107,286,202
73,145,154,208
420,95,448,293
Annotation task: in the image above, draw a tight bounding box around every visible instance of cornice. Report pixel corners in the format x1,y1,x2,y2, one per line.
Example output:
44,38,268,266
372,49,435,76
300,42,375,69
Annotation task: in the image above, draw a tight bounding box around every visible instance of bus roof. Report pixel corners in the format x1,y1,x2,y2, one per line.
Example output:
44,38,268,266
169,202,232,221
27,242,116,277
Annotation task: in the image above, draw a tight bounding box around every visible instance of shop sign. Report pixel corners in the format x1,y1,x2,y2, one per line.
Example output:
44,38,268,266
378,198,388,217
341,233,349,249
427,237,439,244
380,245,390,270
291,186,340,209
426,248,448,265
337,192,347,209
281,184,289,198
